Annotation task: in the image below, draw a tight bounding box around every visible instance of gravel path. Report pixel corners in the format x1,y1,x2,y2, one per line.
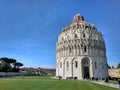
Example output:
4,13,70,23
91,80,120,89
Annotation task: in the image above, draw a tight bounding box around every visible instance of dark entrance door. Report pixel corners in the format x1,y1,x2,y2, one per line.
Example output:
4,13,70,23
84,67,89,79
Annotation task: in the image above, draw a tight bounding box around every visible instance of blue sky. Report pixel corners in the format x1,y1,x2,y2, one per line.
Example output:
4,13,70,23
0,0,120,68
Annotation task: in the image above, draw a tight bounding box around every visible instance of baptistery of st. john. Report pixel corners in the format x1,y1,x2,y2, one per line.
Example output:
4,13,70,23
56,14,108,80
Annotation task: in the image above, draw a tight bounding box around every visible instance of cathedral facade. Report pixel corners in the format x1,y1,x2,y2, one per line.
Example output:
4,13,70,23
56,14,108,80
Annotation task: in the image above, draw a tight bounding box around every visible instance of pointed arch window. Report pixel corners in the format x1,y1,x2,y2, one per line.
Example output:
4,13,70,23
67,62,69,68
66,61,69,71
73,25,76,29
69,46,71,53
102,62,104,69
60,62,62,68
84,46,87,52
62,37,64,40
75,61,78,68
95,61,97,69
75,34,78,38
83,33,85,38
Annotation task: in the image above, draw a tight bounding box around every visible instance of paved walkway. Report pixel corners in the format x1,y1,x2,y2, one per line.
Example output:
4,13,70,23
90,80,120,89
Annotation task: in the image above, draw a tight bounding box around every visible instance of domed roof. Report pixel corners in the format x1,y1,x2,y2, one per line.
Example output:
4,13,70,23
61,14,97,33
56,14,106,58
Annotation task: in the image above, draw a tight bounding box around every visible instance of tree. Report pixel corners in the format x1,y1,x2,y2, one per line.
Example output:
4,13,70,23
112,66,114,68
0,57,10,72
117,63,120,68
107,64,111,69
0,57,23,72
9,58,16,70
13,62,23,72
0,60,9,72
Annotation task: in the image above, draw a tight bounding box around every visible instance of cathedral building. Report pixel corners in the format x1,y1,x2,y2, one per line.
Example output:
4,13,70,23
56,14,108,80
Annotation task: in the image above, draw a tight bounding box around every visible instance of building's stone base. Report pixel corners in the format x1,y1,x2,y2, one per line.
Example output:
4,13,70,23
56,56,108,80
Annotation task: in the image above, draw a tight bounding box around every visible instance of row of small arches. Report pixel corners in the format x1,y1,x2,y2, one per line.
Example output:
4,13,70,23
58,60,105,70
61,33,86,41
59,58,90,69
62,22,97,33
57,39,105,49
57,44,105,52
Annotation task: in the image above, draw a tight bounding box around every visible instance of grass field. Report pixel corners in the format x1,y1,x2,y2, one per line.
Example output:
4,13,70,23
0,76,119,90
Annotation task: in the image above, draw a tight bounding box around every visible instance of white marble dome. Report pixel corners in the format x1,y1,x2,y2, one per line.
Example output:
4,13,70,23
56,14,108,80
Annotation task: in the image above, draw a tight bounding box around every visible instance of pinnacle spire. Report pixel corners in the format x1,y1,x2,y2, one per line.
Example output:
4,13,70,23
72,14,84,23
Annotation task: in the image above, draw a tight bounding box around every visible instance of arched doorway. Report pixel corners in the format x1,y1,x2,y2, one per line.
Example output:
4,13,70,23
82,57,90,79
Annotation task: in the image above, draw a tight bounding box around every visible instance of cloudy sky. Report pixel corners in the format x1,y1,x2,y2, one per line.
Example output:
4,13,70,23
0,0,120,68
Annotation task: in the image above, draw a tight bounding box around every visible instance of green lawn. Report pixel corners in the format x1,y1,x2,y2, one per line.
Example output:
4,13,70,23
0,76,119,90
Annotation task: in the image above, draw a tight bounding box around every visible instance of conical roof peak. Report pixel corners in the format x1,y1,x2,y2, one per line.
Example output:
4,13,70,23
72,14,84,23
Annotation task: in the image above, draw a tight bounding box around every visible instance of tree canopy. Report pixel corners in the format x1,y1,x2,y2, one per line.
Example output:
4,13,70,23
107,64,111,69
117,63,120,68
0,57,23,72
